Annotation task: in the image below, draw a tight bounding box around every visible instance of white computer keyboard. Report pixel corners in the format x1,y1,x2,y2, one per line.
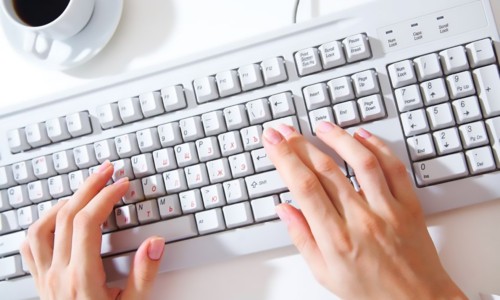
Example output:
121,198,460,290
1,0,499,298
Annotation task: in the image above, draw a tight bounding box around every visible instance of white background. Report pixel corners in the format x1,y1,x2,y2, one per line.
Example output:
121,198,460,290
0,0,499,299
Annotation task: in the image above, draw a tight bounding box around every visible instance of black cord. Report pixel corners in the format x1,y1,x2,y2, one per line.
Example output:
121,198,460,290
293,0,301,24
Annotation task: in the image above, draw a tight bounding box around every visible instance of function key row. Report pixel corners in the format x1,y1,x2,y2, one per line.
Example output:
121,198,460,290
294,33,372,76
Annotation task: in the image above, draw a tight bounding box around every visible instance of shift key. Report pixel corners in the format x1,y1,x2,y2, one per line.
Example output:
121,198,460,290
245,170,287,198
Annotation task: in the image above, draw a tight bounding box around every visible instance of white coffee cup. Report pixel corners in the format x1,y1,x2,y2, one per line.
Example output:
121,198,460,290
0,0,96,57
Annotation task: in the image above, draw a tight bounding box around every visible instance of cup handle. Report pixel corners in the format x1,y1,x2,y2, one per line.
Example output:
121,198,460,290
22,32,53,59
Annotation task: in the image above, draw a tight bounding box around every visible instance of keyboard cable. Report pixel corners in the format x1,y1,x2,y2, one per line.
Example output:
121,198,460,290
293,0,301,23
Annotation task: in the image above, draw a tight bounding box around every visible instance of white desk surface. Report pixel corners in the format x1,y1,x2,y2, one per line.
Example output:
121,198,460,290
1,0,499,299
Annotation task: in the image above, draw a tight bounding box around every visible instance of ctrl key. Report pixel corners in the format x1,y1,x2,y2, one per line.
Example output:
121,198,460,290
0,255,24,280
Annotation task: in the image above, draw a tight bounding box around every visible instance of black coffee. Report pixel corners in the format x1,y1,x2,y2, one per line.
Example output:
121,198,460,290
13,0,70,27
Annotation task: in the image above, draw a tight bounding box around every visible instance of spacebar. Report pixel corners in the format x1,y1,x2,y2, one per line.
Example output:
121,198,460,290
101,215,198,256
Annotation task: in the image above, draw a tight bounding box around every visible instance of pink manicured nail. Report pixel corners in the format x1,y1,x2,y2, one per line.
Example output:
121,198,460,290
356,128,372,139
263,128,284,145
316,121,335,133
276,205,291,225
148,238,165,261
113,177,129,185
276,124,295,138
96,160,111,173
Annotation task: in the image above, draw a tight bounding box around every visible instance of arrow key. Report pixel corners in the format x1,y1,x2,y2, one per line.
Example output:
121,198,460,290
433,127,462,155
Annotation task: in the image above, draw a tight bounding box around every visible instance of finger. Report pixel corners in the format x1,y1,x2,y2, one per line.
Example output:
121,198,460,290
52,161,113,265
315,121,394,208
120,237,165,300
71,178,129,265
263,127,348,252
19,240,38,283
276,204,326,275
24,200,67,272
275,124,365,218
353,128,419,206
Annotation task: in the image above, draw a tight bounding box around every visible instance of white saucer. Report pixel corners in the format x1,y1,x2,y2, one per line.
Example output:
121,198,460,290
0,0,123,70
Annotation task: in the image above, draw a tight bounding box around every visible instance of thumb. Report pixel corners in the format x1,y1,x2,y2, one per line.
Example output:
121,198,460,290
120,236,165,300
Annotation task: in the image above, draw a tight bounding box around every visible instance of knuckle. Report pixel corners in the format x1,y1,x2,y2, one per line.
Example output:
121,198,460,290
358,154,379,172
332,229,353,255
56,206,74,226
359,214,385,237
295,172,321,194
73,210,94,229
391,159,408,177
314,156,338,174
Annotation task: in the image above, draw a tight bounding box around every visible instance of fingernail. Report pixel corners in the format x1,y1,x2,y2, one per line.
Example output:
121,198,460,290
97,160,111,173
356,128,372,139
276,205,291,225
148,238,165,261
276,124,295,138
113,177,129,185
316,121,335,133
263,128,284,145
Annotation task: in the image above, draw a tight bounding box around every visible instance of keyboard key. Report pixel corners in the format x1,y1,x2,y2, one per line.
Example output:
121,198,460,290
318,40,346,69
269,92,295,118
433,128,462,155
245,170,287,198
179,116,204,142
7,128,30,153
426,103,455,130
136,128,161,153
37,200,58,218
153,148,177,172
333,101,361,127
420,78,449,105
357,94,385,122
241,125,263,151
229,153,254,178
111,159,135,182
48,175,72,198
452,96,482,124
201,111,227,136
223,178,249,203
238,64,264,91
17,205,38,229
115,133,140,158
122,179,144,204
157,195,182,219
0,230,25,256
101,215,197,256
413,153,468,186
45,117,71,142
73,145,98,168
195,208,225,234
0,255,24,280
218,131,244,156
115,205,139,229
342,33,371,62
251,148,274,172
485,117,500,168
136,199,160,224
185,164,209,189
118,97,143,123
413,53,443,81
465,146,496,174
459,121,489,149
351,70,379,97
446,71,475,99
196,137,221,162
53,150,78,173
440,46,469,75
400,109,429,137
158,122,182,147
0,166,15,189
201,184,226,209
466,39,496,68
12,161,36,184
179,189,203,213
0,190,11,212
193,76,219,103
388,60,416,88
163,169,188,193
280,192,299,209
142,174,166,199
68,170,89,191
295,47,322,76
407,134,436,161
251,195,280,222
303,83,330,110
0,210,20,234
223,202,254,228
27,180,51,203
161,85,187,112
216,70,242,97
25,122,50,147
7,185,30,208
174,142,198,167
206,158,231,183
94,139,119,163
96,103,122,129
327,76,355,103
224,104,249,131
394,85,424,112
261,57,287,85
246,98,272,125
66,111,92,137
131,153,155,178
473,64,500,118
263,116,300,133
309,107,334,134
102,214,117,233
139,91,164,117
